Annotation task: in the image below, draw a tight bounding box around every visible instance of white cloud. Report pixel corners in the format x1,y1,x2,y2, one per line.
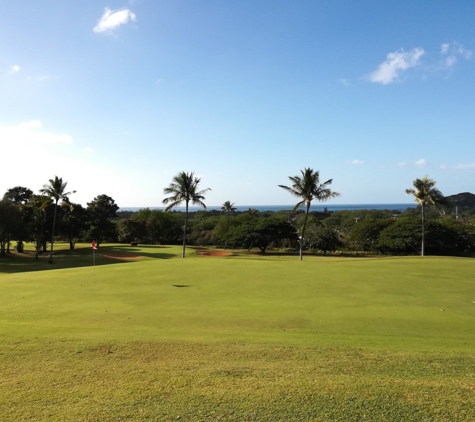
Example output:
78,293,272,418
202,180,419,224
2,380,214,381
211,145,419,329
84,147,94,153
441,162,475,170
351,159,365,165
397,162,407,167
9,65,20,74
444,56,457,67
339,78,350,87
441,42,472,60
0,121,155,208
369,48,425,84
0,121,73,145
439,42,472,69
441,43,450,55
415,158,426,167
93,8,136,33
155,78,165,85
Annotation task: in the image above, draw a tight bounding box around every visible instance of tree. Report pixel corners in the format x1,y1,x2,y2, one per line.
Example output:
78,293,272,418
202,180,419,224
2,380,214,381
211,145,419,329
0,200,22,257
40,176,75,263
279,168,340,260
87,195,119,246
376,217,472,256
60,201,87,249
247,208,260,220
304,225,343,255
230,217,297,253
117,218,145,244
221,200,237,249
163,171,211,258
27,195,52,259
405,176,448,256
3,186,34,252
348,218,395,251
3,186,33,205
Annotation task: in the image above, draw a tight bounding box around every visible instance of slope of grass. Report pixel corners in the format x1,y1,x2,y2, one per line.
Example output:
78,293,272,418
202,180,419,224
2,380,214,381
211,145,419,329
1,245,474,420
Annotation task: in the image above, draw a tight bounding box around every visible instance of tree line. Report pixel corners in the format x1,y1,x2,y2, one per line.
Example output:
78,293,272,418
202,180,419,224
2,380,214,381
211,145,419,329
1,171,474,261
0,178,119,260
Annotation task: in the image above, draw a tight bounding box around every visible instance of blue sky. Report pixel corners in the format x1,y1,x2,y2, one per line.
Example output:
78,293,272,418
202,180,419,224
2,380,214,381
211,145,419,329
1,1,474,208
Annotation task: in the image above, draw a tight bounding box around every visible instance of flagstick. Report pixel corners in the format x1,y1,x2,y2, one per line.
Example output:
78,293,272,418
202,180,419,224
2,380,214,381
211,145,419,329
93,245,96,282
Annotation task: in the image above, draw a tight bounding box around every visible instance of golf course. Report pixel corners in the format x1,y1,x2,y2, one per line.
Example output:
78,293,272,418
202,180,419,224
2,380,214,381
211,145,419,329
1,244,474,421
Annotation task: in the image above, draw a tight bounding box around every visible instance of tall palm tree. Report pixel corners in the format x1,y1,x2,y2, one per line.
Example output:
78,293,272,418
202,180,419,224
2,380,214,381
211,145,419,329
221,200,237,249
163,171,211,258
279,168,340,260
29,195,52,260
405,175,447,256
40,176,75,263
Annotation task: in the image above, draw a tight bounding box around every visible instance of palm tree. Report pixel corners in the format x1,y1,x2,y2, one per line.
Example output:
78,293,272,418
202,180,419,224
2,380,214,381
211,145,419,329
163,171,211,258
279,168,340,260
405,175,447,256
40,176,75,263
221,200,237,249
29,195,52,260
247,208,259,220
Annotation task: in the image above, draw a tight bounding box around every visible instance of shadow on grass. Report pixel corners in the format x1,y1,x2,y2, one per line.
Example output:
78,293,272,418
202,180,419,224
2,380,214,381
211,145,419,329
0,245,177,275
105,244,178,260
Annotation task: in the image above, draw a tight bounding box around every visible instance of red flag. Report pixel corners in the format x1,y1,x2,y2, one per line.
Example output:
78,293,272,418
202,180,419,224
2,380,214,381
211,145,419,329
91,240,97,250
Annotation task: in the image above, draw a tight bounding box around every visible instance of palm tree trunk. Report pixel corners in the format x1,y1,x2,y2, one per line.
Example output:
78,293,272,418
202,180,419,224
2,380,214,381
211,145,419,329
421,203,425,257
48,200,58,263
299,203,311,261
35,232,41,260
225,213,229,250
182,202,188,258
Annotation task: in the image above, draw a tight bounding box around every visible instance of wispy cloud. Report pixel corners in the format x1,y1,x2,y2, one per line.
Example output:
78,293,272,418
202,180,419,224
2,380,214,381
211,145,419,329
9,65,20,74
93,8,136,34
440,41,472,68
84,147,94,153
415,158,426,167
440,162,475,170
351,159,365,165
339,78,350,87
397,162,407,167
155,78,165,85
369,48,425,85
0,121,73,145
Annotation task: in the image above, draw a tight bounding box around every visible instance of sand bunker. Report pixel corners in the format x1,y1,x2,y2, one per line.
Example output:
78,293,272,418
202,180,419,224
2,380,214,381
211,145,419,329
196,250,233,257
102,253,144,260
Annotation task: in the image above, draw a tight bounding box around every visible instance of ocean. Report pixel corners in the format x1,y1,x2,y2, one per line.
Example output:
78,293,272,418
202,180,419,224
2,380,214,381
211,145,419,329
120,203,417,213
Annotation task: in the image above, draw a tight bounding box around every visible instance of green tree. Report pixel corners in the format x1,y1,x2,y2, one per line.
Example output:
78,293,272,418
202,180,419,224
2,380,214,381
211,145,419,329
304,225,343,255
221,200,237,249
3,186,34,252
230,217,297,253
163,171,211,258
117,218,145,243
348,218,395,251
376,217,472,256
27,195,52,259
60,201,87,249
405,176,448,256
3,186,33,205
247,208,260,220
87,195,119,246
279,168,340,260
40,176,75,263
0,200,22,257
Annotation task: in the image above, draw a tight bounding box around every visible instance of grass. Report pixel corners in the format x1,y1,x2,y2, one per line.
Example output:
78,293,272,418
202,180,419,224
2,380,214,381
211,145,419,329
1,244,474,420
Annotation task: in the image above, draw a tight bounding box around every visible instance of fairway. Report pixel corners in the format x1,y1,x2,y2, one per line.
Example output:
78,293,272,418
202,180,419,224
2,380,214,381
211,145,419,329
1,245,474,421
